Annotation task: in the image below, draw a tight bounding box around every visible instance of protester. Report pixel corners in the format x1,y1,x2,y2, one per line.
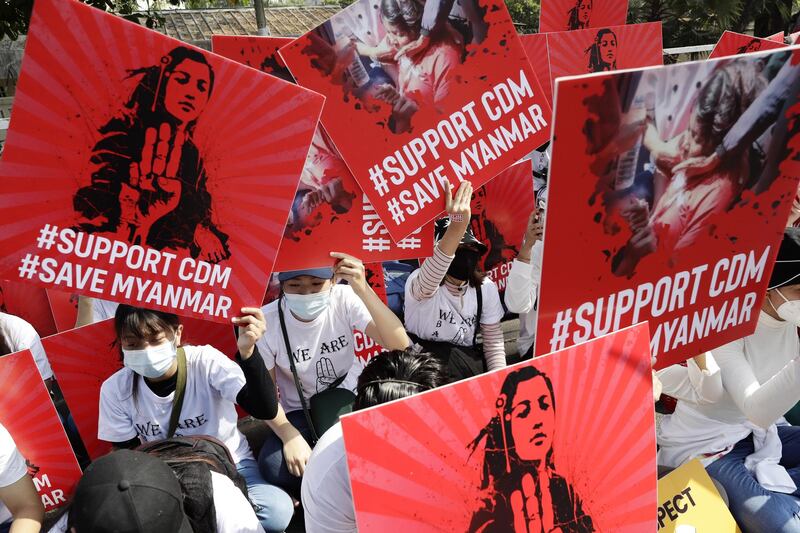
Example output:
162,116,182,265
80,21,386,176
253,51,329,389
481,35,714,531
0,423,43,533
74,296,118,328
48,447,264,533
404,181,506,381
657,228,800,533
504,210,544,359
0,312,53,384
96,305,293,532
301,349,449,533
255,254,409,498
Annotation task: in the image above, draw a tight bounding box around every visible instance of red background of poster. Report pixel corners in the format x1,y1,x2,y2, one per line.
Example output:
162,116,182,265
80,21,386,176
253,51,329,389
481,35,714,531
46,289,79,333
0,350,82,509
280,0,552,241
353,263,387,363
519,33,554,108
546,22,663,93
539,0,629,33
0,0,323,323
341,324,655,531
708,30,787,59
45,316,238,459
212,35,434,270
0,280,57,337
767,32,785,43
470,160,533,297
535,51,800,368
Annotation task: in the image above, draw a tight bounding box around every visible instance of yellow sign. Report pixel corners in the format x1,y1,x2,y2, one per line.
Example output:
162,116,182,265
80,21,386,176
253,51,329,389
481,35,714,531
657,459,740,532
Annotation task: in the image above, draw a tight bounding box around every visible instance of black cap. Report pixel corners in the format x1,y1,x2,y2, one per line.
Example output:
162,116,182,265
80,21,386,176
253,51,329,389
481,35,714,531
70,450,192,533
769,227,800,290
434,218,488,255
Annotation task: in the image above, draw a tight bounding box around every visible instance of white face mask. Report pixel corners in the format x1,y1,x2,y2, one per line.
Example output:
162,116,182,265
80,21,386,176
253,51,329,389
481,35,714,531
771,289,800,326
284,289,331,320
122,339,177,379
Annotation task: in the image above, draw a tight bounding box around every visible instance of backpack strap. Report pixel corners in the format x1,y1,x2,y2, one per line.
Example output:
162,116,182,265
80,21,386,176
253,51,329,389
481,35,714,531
473,281,483,348
167,347,187,439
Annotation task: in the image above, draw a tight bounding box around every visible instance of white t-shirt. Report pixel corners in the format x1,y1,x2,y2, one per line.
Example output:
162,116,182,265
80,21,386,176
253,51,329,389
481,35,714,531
98,345,253,463
301,422,356,533
0,312,53,380
49,471,265,533
257,285,372,413
0,423,29,526
92,299,118,323
504,241,543,355
404,272,505,346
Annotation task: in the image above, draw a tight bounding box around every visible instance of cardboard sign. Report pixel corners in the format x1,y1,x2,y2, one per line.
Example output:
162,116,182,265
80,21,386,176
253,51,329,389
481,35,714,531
766,31,785,43
46,289,79,332
280,0,552,241
341,323,656,531
708,31,787,59
212,35,434,270
45,316,238,459
535,48,800,368
0,0,324,324
0,350,82,510
546,22,663,93
539,0,629,33
0,280,57,337
657,460,740,532
519,33,554,109
353,263,387,364
470,160,534,297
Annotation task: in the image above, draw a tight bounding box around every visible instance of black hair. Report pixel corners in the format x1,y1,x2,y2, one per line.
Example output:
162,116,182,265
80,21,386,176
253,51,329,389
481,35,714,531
694,67,747,155
114,305,182,343
736,38,762,55
0,332,11,357
468,365,557,491
380,0,420,35
567,0,592,30
586,28,617,73
354,349,448,410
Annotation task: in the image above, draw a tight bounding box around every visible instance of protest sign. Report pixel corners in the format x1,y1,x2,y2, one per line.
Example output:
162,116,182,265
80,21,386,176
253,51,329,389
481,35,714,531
519,33,554,109
45,315,238,459
0,0,324,323
470,160,534,297
766,31,785,43
0,280,57,337
280,0,552,241
657,460,740,532
213,35,434,270
535,48,800,368
539,0,629,33
708,31,787,59
0,350,82,509
353,263,387,364
46,289,79,332
546,22,663,92
341,323,655,531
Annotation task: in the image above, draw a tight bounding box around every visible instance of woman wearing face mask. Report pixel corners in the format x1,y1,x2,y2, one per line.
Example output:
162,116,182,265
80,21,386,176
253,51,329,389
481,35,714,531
97,305,294,533
255,254,409,498
657,228,800,533
404,181,506,382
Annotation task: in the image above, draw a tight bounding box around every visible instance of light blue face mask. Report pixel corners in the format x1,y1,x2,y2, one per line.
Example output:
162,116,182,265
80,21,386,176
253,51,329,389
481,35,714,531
284,289,332,320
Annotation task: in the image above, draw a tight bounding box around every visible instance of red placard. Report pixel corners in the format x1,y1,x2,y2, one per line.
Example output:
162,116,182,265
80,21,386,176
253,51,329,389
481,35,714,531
0,350,82,509
535,49,800,368
280,0,552,241
470,160,534,297
0,0,324,324
353,263,387,363
341,323,655,531
46,289,79,333
539,0,629,34
546,22,663,92
766,31,785,43
519,33,554,109
791,31,800,45
45,316,238,459
212,36,434,270
0,280,57,337
708,30,787,59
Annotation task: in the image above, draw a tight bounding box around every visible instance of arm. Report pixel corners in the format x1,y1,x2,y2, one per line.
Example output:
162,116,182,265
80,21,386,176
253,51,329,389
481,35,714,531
98,377,140,445
505,212,543,314
75,295,94,328
715,338,800,429
232,308,279,420
656,352,724,404
264,369,312,477
0,476,43,533
420,0,456,37
480,322,506,371
331,253,409,350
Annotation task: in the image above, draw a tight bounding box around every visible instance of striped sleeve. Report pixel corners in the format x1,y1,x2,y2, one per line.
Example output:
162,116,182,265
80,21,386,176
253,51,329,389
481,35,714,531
410,244,454,300
481,322,506,371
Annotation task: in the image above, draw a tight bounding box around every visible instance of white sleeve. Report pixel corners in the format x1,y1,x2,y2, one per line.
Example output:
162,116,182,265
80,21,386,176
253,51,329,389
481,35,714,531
504,260,535,314
344,287,373,333
715,338,800,429
479,281,504,325
256,305,277,372
0,425,27,488
97,377,138,442
210,472,265,533
656,355,723,404
201,346,247,404
48,513,69,533
93,299,118,322
20,323,53,381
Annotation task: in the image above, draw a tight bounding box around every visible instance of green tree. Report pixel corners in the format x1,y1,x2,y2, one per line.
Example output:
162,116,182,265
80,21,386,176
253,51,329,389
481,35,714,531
506,0,540,34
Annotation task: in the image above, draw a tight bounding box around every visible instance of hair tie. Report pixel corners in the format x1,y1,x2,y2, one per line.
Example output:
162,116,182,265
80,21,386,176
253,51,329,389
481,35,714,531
358,379,428,390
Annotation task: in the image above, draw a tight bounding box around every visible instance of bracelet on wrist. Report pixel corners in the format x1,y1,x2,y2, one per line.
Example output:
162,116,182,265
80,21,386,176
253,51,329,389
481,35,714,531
449,213,465,222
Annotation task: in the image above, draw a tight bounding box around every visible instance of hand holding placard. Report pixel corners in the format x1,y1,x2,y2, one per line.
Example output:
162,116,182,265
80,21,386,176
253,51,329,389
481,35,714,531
232,307,267,359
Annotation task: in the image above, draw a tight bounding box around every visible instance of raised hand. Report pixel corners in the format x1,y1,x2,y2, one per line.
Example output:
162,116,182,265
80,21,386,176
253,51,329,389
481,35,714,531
232,307,267,359
511,472,543,533
331,252,368,295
